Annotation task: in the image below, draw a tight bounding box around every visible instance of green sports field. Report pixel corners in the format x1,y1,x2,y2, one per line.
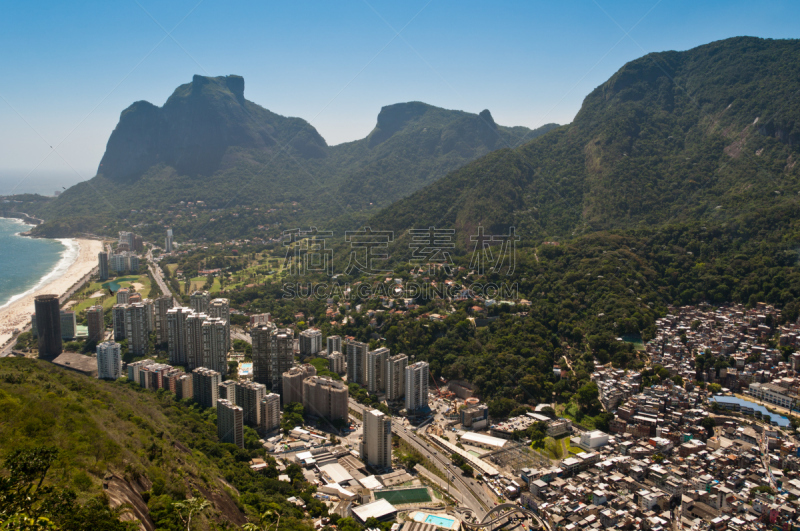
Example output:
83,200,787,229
375,487,432,505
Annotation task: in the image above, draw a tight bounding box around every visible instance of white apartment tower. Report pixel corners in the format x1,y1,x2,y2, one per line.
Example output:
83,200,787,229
385,354,408,401
405,361,430,413
362,409,392,470
260,393,281,434
299,328,322,357
96,341,122,380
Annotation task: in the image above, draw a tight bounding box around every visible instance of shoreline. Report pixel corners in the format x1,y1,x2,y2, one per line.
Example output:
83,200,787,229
0,219,80,310
0,235,104,350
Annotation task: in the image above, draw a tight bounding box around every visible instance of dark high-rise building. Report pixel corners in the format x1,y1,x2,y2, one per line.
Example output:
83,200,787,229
86,305,104,343
34,294,62,359
98,251,109,281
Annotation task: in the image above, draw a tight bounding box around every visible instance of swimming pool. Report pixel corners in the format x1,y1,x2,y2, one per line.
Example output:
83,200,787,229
424,515,455,527
411,510,459,529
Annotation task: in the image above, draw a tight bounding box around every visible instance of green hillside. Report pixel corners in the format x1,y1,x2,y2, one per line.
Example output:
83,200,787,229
0,358,324,530
372,37,800,246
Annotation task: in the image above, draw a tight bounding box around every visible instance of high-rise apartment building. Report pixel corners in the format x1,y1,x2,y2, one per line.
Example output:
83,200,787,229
202,317,228,375
299,328,322,357
235,381,266,427
173,373,193,400
329,351,345,375
60,310,76,340
217,399,244,448
185,311,208,369
109,252,138,273
218,380,237,404
166,306,192,365
116,288,130,305
112,304,127,341
142,298,155,332
327,335,342,355
251,324,294,391
190,290,210,314
385,354,408,402
302,376,348,421
366,347,390,394
260,393,281,434
346,340,368,386
362,409,392,470
125,303,150,356
35,294,61,359
208,298,230,351
153,295,173,344
192,367,220,409
282,364,316,405
96,341,121,379
98,251,109,281
86,305,104,343
405,361,430,413
165,229,173,253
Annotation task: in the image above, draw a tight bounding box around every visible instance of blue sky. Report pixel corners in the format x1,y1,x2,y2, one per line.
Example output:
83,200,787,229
1,0,798,191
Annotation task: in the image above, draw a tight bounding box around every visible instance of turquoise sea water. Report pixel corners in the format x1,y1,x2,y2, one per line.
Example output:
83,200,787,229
0,218,75,309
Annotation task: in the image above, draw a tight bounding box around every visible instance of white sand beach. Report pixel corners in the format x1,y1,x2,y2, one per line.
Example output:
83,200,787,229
0,238,104,349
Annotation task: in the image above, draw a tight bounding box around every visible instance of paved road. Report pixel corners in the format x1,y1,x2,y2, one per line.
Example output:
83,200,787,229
349,398,492,518
147,250,180,306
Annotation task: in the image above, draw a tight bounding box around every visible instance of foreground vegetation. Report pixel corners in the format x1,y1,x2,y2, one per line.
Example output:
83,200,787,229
0,358,334,530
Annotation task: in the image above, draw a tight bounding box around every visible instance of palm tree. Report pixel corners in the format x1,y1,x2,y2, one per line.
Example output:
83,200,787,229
172,497,210,531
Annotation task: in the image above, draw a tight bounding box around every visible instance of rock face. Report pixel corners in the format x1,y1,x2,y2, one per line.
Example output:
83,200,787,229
98,75,328,179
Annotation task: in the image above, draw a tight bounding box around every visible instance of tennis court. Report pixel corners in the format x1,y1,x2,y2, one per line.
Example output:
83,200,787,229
375,487,432,504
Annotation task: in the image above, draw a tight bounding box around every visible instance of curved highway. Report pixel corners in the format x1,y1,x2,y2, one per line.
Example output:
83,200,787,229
463,503,551,531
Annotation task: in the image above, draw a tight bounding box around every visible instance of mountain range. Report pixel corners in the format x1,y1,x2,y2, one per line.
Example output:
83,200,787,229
372,36,800,249
30,75,555,237
22,36,800,252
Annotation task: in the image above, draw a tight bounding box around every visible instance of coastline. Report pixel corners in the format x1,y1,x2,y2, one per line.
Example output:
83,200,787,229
0,237,104,349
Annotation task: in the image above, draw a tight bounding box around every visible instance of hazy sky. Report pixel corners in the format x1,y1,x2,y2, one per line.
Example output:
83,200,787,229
1,0,798,190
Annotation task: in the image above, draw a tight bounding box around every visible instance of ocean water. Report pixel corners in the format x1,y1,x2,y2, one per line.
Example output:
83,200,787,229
0,218,77,309
0,172,86,197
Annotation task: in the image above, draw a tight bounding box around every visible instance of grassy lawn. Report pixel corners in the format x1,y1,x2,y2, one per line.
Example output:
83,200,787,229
166,264,178,275
68,274,153,317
